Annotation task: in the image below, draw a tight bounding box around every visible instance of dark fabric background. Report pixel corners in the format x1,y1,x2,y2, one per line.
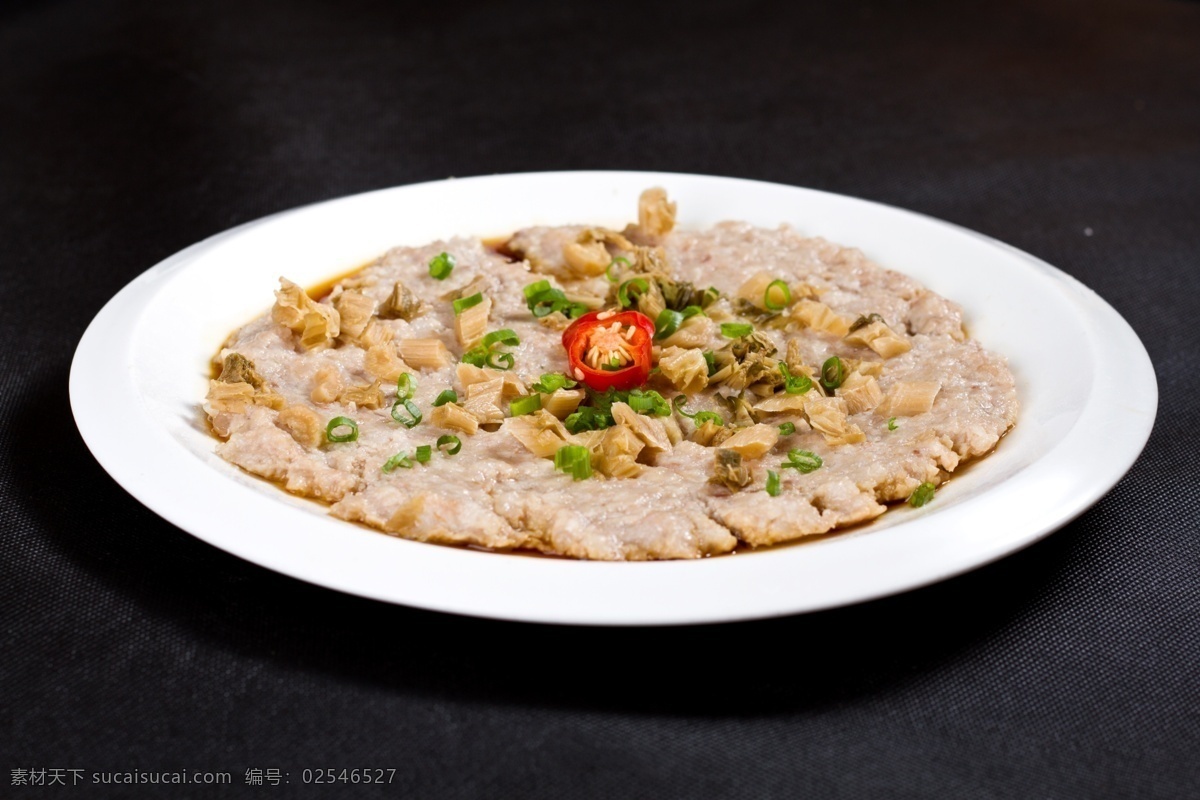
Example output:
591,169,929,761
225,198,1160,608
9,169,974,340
2,0,1198,797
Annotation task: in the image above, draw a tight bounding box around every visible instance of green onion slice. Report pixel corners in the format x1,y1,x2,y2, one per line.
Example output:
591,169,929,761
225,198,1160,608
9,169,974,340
763,280,792,311
391,398,422,428
606,256,630,283
779,363,813,395
672,396,724,426
530,294,561,318
510,394,542,417
395,373,416,401
462,329,518,370
617,278,649,308
702,350,717,376
765,470,781,497
563,406,611,434
701,286,720,307
820,356,844,391
433,389,458,407
654,309,683,340
781,449,822,473
325,416,358,443
628,388,670,417
482,329,519,349
779,421,796,436
720,322,754,339
436,434,462,455
888,417,898,431
908,482,936,507
382,452,413,472
672,395,696,418
460,346,487,367
554,444,592,481
452,292,484,315
523,280,552,300
681,305,705,319
524,279,586,319
428,252,455,280
531,373,577,394
486,351,515,370
414,444,432,464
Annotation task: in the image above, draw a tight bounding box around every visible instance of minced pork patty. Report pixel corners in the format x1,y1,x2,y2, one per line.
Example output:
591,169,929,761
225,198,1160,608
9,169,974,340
203,189,1017,560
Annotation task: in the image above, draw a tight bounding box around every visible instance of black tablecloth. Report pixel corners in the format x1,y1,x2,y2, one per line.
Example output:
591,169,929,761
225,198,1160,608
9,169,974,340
4,1,1198,797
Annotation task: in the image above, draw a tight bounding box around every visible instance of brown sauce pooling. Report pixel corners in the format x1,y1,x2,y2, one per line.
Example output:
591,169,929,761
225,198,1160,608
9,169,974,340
483,235,522,261
308,259,377,302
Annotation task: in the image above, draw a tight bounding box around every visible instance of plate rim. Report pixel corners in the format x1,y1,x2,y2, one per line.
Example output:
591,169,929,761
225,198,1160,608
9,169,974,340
69,170,1158,626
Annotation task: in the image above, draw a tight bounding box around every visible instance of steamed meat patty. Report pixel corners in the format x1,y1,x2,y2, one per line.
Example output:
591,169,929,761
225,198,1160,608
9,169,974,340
203,190,1017,560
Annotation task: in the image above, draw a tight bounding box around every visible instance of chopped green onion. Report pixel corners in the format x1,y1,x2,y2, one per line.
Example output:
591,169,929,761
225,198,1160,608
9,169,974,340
908,482,936,507
391,398,422,428
720,322,754,339
482,329,519,349
888,417,898,431
428,252,455,280
820,356,844,391
563,406,611,434
583,387,630,416
681,305,705,319
436,434,462,455
460,346,487,367
529,295,560,318
672,395,724,426
702,350,717,376
523,279,551,300
509,394,542,416
433,389,458,407
672,395,692,416
617,278,649,308
605,256,630,283
654,309,683,340
523,279,586,319
763,280,792,311
628,388,670,417
462,329,518,370
531,373,577,394
781,449,822,473
486,351,515,370
765,470,781,497
325,416,359,443
382,452,413,472
452,292,483,315
779,363,813,395
554,444,592,481
414,445,432,464
395,373,416,401
779,421,796,436
701,286,720,307
600,353,625,371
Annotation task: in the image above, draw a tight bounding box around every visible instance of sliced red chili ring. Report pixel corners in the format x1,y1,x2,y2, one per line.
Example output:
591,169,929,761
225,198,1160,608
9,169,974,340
561,309,656,392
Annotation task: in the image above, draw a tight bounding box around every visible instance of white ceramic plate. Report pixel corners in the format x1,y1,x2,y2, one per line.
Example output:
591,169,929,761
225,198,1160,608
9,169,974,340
70,172,1157,625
